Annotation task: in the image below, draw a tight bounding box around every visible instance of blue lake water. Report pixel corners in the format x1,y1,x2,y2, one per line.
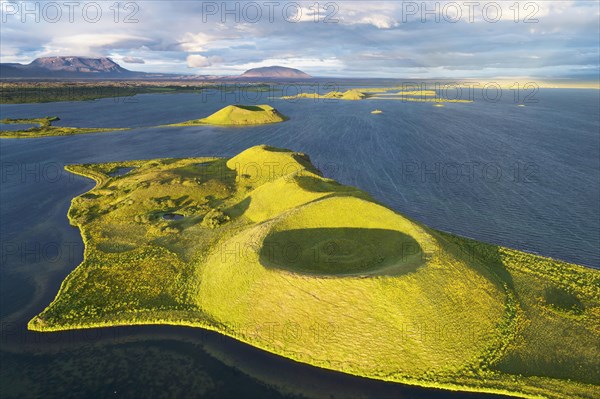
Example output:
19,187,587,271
0,86,598,398
0,123,37,131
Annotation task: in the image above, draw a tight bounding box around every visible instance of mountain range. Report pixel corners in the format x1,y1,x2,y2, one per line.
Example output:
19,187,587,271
0,57,313,80
0,56,146,78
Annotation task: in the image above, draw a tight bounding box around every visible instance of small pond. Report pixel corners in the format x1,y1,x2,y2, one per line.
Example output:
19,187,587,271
162,213,184,221
108,167,135,177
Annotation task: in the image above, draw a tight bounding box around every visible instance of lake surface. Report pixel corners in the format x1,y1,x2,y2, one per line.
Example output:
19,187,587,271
1,85,598,398
0,123,37,131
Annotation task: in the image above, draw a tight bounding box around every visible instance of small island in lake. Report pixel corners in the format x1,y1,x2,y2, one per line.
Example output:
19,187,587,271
0,116,128,138
167,104,288,126
282,89,368,101
29,145,599,399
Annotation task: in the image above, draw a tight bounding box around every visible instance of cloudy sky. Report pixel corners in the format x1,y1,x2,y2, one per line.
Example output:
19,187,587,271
1,0,598,79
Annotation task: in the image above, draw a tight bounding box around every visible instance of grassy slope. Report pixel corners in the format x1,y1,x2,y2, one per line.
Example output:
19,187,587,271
28,145,599,399
167,104,288,126
0,116,128,138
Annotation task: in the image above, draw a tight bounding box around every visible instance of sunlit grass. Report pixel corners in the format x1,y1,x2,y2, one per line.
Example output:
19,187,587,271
166,104,287,126
28,145,599,399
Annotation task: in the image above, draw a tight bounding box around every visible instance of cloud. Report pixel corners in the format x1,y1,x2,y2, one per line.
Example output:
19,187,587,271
122,56,145,64
0,0,597,78
42,34,153,56
179,33,214,52
358,15,398,29
187,54,212,68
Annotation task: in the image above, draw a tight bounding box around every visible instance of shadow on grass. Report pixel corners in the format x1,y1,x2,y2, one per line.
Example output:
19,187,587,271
436,231,515,290
294,175,358,194
226,196,251,218
260,228,424,276
235,105,265,112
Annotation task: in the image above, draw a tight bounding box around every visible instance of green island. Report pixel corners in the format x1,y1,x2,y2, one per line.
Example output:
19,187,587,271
282,88,472,103
0,116,128,138
281,89,367,101
165,105,288,126
28,145,599,399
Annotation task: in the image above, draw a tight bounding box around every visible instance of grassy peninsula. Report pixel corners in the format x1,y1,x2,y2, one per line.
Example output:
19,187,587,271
0,116,128,138
29,146,599,399
167,104,287,126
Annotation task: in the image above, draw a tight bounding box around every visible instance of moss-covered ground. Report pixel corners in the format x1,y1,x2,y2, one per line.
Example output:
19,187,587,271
166,104,287,126
28,145,599,399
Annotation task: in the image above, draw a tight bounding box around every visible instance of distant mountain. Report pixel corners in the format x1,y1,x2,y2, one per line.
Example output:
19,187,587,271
0,56,147,78
239,66,312,79
0,58,314,80
30,56,129,73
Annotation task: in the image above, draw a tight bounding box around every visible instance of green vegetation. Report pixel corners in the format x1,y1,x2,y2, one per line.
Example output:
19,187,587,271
0,116,128,138
282,89,368,100
29,145,599,399
0,82,272,104
4,81,593,105
167,105,288,126
282,88,473,103
1,116,59,126
0,85,200,104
